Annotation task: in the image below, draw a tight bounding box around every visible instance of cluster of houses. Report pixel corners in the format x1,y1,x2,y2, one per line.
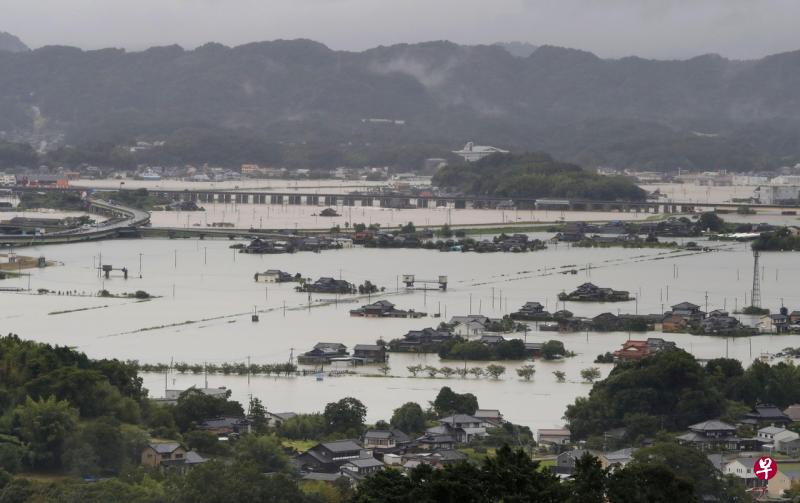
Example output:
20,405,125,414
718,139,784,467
296,409,504,482
242,236,349,254
297,277,357,295
297,342,387,365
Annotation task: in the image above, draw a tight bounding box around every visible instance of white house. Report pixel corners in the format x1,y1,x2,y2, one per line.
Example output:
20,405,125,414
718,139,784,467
452,142,509,163
724,458,768,490
758,426,800,451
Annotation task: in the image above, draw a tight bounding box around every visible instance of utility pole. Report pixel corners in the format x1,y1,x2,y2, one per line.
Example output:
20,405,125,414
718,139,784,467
138,253,143,278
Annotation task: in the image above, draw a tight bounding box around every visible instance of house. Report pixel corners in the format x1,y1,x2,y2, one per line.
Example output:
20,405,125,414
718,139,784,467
511,302,552,321
296,440,370,473
452,141,509,162
362,429,412,451
340,457,385,481
349,300,423,318
449,315,494,338
141,442,186,468
352,344,387,364
591,312,621,331
266,412,297,427
303,277,356,294
743,404,792,426
558,283,630,302
197,416,252,437
757,426,799,451
724,457,768,490
254,269,293,283
612,338,677,362
160,450,207,474
667,302,706,323
473,409,504,427
554,449,610,475
297,342,349,364
783,404,800,422
768,470,800,499
415,433,456,450
612,340,651,361
676,419,760,451
479,334,505,347
435,415,487,443
401,450,468,470
760,313,791,334
662,314,689,332
699,312,743,335
390,328,454,352
524,342,544,357
790,311,800,324
780,438,800,457
537,427,571,446
604,448,635,469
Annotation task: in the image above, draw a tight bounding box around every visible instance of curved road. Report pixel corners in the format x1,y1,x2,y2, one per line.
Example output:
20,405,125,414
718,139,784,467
0,198,150,247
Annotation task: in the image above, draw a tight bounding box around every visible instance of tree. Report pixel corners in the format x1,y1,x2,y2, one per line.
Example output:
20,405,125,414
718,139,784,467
378,364,391,376
516,364,536,381
468,367,484,378
566,453,607,503
424,366,439,378
13,396,79,469
175,460,310,503
407,365,423,377
553,371,567,383
580,367,601,383
248,397,269,433
697,212,724,232
439,366,456,378
606,463,697,502
323,397,367,434
541,340,566,360
485,364,507,379
390,402,426,434
234,435,289,473
173,388,244,432
432,387,479,416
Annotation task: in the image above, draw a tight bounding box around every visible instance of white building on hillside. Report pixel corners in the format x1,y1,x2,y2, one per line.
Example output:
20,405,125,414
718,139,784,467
452,142,508,162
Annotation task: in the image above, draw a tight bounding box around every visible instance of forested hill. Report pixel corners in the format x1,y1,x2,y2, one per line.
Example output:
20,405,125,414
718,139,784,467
0,32,28,53
433,153,647,201
2,39,800,169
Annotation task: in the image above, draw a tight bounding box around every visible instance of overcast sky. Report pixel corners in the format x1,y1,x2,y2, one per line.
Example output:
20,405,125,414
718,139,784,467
3,0,798,59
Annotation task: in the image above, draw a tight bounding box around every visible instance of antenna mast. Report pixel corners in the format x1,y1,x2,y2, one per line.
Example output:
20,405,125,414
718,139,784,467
751,250,761,308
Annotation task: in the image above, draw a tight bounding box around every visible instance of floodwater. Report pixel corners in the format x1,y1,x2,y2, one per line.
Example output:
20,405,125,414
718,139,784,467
149,203,655,230
2,238,800,431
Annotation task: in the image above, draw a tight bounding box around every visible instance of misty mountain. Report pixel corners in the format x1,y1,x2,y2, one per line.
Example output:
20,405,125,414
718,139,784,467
1,39,800,170
0,31,29,53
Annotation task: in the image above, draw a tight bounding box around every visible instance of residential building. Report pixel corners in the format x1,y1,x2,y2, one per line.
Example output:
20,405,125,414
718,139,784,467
558,283,630,302
158,387,230,405
667,302,706,323
349,300,423,318
449,315,494,338
783,404,800,422
400,450,467,470
612,338,677,362
390,328,453,352
554,450,610,475
141,442,186,468
760,313,791,334
416,433,456,450
452,142,509,163
297,342,349,364
537,427,571,446
303,277,356,294
767,470,800,499
266,412,297,427
743,404,792,426
724,458,768,491
511,302,552,321
362,429,412,451
197,416,252,437
433,415,487,443
340,457,385,481
473,409,504,427
757,426,799,451
352,344,387,364
296,440,370,473
677,419,760,451
254,269,294,283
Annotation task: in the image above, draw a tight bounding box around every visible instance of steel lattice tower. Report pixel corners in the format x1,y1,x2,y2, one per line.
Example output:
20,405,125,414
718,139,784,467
751,250,761,308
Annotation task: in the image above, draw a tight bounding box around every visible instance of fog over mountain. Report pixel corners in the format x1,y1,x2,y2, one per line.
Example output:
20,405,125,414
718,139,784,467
1,36,799,170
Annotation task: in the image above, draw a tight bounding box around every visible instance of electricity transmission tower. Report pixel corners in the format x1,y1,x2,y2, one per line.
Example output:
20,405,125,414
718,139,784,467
751,250,761,308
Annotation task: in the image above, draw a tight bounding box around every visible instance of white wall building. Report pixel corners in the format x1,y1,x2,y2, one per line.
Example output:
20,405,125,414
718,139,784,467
755,185,800,204
452,142,509,162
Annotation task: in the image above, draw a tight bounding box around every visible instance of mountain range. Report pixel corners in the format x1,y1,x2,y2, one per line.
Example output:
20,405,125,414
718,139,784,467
1,34,799,170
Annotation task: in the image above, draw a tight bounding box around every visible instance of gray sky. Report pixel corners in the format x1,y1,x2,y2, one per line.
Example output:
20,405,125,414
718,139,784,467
3,0,798,59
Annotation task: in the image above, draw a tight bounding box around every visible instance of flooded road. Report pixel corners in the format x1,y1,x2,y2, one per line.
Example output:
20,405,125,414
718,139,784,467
2,237,800,430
